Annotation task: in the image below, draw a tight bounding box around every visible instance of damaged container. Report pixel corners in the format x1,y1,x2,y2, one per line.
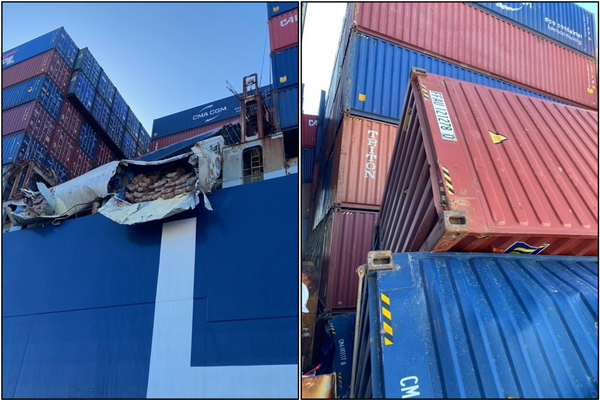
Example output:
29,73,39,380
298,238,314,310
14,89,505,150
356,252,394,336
122,130,137,160
67,71,95,113
107,112,125,149
2,75,64,120
344,3,597,109
138,126,150,154
268,8,299,53
112,90,129,125
2,132,48,168
351,251,599,398
2,27,78,70
377,70,599,256
2,48,72,94
303,207,378,314
73,47,101,87
96,70,115,107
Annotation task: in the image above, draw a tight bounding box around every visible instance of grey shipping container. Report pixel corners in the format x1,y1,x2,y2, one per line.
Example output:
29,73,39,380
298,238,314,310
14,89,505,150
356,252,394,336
351,251,599,398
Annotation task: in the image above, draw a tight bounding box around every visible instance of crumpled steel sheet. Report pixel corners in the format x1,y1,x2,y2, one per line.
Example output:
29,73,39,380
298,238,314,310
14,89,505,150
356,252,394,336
302,374,336,399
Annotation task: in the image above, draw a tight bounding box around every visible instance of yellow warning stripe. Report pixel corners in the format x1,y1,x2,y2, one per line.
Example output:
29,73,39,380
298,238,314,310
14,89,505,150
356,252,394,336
420,84,429,101
381,292,393,346
441,166,455,195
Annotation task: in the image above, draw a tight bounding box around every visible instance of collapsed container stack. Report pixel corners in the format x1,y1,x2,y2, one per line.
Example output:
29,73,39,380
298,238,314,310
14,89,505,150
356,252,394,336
2,27,152,200
304,2,598,317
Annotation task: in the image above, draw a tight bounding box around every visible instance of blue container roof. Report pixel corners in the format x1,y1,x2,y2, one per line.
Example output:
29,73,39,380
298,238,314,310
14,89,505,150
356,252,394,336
366,252,599,398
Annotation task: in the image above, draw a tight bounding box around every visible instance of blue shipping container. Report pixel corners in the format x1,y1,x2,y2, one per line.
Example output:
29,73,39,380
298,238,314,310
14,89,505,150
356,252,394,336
2,132,31,165
326,31,566,146
301,148,314,184
97,70,116,107
3,174,298,398
122,130,137,159
138,126,150,154
91,94,111,133
2,75,63,120
77,121,99,160
2,27,78,70
67,71,96,113
271,46,298,90
275,85,298,131
126,111,141,141
151,86,273,139
353,252,599,398
266,2,298,19
45,155,69,184
107,112,125,149
472,2,597,58
112,90,129,125
74,47,102,87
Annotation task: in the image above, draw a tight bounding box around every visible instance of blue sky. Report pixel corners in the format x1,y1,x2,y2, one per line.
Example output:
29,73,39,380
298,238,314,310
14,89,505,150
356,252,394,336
2,2,276,135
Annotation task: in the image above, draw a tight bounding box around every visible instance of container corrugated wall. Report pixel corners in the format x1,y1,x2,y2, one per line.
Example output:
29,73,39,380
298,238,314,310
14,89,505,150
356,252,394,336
271,46,299,90
3,75,63,120
268,8,299,53
348,2,597,109
302,147,315,183
303,208,378,314
3,102,56,149
112,90,129,125
378,71,599,256
2,49,72,94
353,252,599,398
326,114,398,212
97,70,115,107
472,2,597,58
276,85,299,131
74,47,101,87
67,71,95,113
2,27,78,69
325,31,571,164
302,183,312,219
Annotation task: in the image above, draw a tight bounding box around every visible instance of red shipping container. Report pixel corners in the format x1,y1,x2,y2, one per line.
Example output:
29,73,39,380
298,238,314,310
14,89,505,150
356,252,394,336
94,140,117,168
312,114,398,227
49,126,77,170
378,70,598,256
268,8,299,53
303,207,377,313
2,101,56,148
58,100,84,140
348,3,598,110
70,146,94,178
301,113,317,147
2,49,72,94
149,116,240,151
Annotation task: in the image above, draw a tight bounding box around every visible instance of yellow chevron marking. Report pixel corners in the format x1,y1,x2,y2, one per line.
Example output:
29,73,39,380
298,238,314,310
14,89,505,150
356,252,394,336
382,307,391,320
383,321,393,336
489,131,508,145
384,337,393,346
381,293,390,305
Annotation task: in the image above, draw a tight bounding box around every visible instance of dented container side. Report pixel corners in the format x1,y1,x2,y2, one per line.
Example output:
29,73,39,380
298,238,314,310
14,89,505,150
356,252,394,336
350,2,598,109
367,252,599,398
380,72,599,256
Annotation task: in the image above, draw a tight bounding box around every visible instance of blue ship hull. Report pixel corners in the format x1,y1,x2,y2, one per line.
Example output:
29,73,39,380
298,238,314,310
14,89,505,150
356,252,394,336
3,174,299,398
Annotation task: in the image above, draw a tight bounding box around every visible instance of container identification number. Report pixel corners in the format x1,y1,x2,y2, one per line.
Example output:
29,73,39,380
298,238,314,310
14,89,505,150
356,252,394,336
430,91,457,142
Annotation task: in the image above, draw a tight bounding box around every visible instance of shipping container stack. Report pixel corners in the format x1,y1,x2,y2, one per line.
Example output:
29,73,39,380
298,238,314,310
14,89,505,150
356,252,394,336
304,2,598,316
267,2,299,159
2,27,152,201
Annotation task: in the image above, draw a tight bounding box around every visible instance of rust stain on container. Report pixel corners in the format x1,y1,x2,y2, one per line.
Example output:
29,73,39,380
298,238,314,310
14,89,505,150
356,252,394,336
349,3,598,109
302,261,320,371
302,373,336,398
378,70,598,256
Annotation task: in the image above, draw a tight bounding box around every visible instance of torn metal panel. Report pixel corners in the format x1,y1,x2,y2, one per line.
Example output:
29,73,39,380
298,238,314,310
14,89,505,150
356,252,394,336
7,137,224,226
